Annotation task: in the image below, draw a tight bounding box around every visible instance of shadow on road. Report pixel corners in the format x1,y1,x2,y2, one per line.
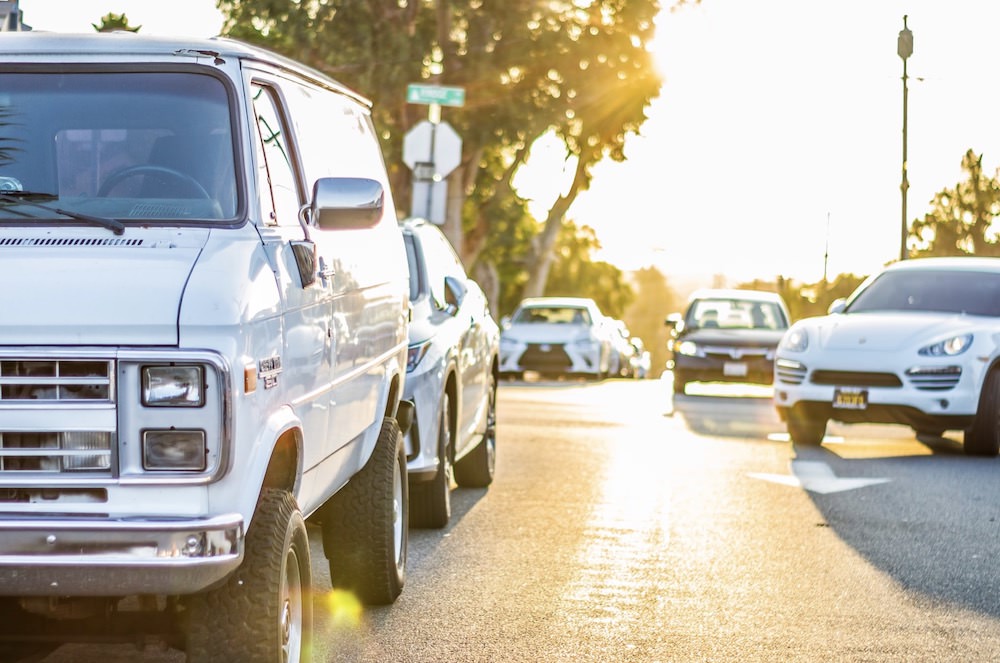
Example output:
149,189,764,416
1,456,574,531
792,434,1000,620
670,390,783,440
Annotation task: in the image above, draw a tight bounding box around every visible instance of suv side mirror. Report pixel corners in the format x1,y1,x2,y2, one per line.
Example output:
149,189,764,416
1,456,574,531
828,298,847,315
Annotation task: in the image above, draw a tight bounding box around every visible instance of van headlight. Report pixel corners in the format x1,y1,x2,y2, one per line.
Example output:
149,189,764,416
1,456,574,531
142,365,205,407
142,429,207,470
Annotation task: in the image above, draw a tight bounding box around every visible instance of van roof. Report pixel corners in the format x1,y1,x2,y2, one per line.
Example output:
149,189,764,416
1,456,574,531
0,32,370,107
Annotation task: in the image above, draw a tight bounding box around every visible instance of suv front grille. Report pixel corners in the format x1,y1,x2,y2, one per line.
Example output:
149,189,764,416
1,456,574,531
520,343,572,370
810,370,902,388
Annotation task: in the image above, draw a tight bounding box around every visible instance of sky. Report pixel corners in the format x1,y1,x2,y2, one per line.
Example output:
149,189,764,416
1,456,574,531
21,1,1000,287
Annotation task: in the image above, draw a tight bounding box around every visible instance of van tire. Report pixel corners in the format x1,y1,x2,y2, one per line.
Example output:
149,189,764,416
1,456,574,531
455,374,497,488
410,393,452,529
186,489,312,663
323,418,407,605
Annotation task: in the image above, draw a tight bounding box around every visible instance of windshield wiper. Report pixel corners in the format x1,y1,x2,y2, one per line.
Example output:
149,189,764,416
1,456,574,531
0,192,126,235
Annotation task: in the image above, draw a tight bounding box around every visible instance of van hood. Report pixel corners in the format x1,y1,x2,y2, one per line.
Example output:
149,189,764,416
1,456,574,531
0,230,209,346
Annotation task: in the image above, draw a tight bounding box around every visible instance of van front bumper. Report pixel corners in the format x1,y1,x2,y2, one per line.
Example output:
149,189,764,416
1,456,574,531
0,514,243,596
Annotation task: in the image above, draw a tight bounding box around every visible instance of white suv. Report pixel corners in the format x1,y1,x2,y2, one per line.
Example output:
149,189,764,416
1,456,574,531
774,257,1000,456
0,33,411,659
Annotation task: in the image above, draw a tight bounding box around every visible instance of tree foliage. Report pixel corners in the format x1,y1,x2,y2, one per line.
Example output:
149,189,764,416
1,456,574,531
909,149,1000,257
93,12,140,32
737,274,866,323
216,0,664,304
542,220,634,318
623,266,681,376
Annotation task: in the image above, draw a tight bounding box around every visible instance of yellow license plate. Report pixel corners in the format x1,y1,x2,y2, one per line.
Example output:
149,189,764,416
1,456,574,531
833,388,868,410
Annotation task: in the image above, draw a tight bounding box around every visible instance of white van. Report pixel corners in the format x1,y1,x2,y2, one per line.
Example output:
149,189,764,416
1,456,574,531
0,32,410,660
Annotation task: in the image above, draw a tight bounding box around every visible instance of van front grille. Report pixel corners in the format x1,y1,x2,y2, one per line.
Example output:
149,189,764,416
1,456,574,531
0,360,114,402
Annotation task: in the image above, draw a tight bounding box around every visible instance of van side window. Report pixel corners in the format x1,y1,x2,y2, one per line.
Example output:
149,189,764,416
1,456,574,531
251,84,301,227
281,80,397,222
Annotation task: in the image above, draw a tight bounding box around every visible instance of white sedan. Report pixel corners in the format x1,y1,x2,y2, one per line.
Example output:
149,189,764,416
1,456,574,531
499,297,613,380
773,257,1000,456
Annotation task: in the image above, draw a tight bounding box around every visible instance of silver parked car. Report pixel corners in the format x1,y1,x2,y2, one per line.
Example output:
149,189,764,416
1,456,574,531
401,219,500,528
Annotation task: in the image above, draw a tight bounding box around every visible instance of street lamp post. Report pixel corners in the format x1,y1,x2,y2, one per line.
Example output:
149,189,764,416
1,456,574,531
898,16,913,261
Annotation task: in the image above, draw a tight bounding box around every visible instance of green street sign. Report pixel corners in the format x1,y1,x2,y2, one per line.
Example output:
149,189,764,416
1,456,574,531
406,84,466,107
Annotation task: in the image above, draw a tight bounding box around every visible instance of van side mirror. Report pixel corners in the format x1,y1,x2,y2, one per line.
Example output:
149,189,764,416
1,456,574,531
310,177,385,230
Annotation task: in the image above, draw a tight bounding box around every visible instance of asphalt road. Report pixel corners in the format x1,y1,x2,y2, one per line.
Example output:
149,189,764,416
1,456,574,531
30,377,1000,661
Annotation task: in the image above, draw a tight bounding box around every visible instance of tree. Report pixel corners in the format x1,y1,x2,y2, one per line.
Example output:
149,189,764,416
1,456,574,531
216,0,664,302
93,12,140,32
623,266,681,376
909,149,1000,257
737,274,866,322
543,220,634,317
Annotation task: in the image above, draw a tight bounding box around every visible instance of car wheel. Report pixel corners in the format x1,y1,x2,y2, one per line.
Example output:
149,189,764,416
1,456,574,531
409,392,453,529
186,489,312,663
786,406,827,445
964,370,1000,456
455,372,496,488
322,417,407,605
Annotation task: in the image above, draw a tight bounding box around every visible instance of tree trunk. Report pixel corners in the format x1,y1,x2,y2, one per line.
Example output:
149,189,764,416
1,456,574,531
522,156,590,298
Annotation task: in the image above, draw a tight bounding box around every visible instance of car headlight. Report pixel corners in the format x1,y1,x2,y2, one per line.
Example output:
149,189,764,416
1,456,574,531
142,365,204,407
676,340,699,356
407,340,431,372
779,328,808,353
572,336,599,350
919,334,972,357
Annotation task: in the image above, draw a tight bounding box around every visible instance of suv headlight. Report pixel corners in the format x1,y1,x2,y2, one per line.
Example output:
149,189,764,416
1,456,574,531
779,328,808,353
919,334,972,357
142,365,204,407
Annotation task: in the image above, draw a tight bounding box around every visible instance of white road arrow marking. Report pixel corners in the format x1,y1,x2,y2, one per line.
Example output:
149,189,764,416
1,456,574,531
749,460,891,494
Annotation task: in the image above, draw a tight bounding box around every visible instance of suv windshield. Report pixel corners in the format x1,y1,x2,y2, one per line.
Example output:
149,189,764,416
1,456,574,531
847,269,1000,317
513,307,591,325
0,71,237,226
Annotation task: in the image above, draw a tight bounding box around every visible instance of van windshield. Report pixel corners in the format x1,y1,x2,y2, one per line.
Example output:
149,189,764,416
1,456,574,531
0,71,237,225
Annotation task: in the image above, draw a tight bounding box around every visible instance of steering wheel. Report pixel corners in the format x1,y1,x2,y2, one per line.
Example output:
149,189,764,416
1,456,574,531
97,165,211,199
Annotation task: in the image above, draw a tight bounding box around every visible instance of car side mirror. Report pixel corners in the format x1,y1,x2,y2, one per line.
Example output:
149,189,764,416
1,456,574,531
443,275,467,315
828,298,847,315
